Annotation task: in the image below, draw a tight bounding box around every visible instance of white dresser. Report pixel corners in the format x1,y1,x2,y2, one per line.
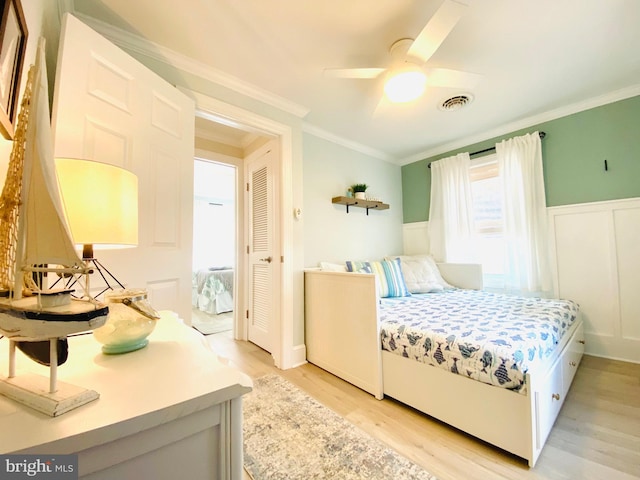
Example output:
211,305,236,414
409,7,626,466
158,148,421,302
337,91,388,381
0,311,252,479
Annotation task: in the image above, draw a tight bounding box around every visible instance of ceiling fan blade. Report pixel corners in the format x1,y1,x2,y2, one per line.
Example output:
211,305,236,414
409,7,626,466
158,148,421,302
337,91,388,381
323,68,386,79
407,0,467,63
372,94,393,118
424,67,482,89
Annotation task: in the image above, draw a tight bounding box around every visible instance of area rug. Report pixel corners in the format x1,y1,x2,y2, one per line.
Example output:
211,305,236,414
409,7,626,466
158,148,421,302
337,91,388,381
243,374,437,480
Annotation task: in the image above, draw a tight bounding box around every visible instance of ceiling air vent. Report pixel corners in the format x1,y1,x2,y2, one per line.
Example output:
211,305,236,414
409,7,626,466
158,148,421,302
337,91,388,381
439,94,473,111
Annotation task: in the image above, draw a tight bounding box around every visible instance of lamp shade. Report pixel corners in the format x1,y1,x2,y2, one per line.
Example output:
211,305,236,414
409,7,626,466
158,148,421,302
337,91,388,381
55,158,138,249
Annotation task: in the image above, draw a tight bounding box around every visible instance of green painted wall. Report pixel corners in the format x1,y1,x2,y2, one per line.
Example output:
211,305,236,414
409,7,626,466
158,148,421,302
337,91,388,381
402,95,640,223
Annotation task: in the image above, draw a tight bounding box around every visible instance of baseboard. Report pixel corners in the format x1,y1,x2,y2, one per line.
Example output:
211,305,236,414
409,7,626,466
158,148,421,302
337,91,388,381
290,344,307,369
584,333,640,364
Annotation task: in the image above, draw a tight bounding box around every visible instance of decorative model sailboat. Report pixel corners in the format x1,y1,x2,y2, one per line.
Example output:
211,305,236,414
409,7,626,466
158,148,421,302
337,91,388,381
0,39,108,416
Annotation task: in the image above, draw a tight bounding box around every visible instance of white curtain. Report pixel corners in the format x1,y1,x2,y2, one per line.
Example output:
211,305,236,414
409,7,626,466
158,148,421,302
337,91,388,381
496,132,552,295
428,153,475,263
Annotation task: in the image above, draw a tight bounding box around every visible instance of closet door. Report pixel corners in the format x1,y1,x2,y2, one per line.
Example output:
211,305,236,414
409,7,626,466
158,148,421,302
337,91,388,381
245,140,280,354
52,14,195,319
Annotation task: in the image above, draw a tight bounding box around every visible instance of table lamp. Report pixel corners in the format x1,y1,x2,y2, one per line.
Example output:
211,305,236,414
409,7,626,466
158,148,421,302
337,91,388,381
56,158,159,354
55,158,138,272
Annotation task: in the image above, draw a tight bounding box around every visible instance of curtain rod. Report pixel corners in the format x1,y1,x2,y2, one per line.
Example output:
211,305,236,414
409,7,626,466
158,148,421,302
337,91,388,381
427,131,546,168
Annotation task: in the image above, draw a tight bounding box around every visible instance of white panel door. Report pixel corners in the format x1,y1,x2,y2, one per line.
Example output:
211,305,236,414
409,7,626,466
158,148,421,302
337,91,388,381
52,14,195,319
246,140,279,353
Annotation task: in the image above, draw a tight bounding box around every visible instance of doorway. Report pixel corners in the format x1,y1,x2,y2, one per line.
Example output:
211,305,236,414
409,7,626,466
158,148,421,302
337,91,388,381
191,91,297,369
191,160,236,335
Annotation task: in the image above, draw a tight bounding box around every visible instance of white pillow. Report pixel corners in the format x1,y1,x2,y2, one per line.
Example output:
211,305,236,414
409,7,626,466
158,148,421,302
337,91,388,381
387,255,452,293
319,261,347,272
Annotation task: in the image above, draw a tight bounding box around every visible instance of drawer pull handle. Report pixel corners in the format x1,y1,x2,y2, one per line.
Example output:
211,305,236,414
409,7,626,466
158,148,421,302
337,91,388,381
552,393,561,401
578,340,585,344
569,361,577,367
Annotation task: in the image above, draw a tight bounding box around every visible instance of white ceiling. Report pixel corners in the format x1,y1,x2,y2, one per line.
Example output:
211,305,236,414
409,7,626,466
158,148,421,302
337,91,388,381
71,0,640,164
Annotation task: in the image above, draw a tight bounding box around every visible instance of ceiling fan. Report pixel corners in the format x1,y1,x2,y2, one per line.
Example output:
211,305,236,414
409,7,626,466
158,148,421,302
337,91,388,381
324,0,482,104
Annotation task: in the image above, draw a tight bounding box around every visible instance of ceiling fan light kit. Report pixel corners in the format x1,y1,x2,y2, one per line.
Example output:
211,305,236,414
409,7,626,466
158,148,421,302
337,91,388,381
324,0,481,106
384,64,427,103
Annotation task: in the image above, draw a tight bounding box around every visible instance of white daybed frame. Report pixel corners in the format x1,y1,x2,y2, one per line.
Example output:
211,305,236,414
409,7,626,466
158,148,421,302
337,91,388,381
304,264,584,467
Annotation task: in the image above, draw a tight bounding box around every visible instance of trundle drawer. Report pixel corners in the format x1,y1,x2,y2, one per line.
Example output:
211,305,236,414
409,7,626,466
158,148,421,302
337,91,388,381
536,361,563,449
562,322,585,396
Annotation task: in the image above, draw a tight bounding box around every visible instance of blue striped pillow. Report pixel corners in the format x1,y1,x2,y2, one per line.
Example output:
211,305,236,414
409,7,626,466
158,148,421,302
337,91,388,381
369,258,411,298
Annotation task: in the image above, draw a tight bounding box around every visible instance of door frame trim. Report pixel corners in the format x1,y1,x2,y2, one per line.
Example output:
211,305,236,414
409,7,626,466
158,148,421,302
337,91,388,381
186,90,294,369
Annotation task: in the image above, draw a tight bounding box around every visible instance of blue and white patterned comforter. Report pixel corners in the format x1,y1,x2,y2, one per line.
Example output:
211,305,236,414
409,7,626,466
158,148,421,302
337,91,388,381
379,290,579,393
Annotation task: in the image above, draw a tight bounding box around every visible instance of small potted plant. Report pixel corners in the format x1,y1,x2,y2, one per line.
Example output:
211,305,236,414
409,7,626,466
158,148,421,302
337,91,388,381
351,183,368,200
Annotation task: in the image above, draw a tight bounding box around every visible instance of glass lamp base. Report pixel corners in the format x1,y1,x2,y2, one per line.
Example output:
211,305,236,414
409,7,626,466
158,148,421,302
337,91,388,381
94,289,159,355
101,338,149,355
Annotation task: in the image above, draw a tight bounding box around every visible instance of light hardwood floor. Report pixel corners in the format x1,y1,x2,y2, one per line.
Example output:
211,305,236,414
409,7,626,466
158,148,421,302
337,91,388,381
207,331,640,480
191,308,233,335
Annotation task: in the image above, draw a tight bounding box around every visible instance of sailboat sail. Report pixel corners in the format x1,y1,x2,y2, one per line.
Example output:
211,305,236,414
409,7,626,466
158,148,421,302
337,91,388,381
22,38,85,272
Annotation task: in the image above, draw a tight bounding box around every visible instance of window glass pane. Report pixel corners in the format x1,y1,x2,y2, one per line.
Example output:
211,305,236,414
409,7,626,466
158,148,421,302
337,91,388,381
471,175,502,234
469,156,505,289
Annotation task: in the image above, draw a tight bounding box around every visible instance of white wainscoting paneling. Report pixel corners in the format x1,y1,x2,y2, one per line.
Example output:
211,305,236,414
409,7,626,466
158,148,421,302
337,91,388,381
549,197,640,363
402,221,429,255
551,210,617,337
615,207,640,341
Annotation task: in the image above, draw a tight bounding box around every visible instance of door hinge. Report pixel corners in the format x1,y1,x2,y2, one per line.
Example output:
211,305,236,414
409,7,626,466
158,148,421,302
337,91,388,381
281,255,284,263
246,309,249,319
246,245,249,254
246,182,249,192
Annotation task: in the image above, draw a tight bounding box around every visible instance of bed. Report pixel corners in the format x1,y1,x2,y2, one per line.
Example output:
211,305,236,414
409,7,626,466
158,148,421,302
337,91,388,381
192,268,234,314
304,260,584,467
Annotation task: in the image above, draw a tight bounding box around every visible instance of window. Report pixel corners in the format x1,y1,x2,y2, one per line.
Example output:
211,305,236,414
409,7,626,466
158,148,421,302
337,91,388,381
469,154,505,290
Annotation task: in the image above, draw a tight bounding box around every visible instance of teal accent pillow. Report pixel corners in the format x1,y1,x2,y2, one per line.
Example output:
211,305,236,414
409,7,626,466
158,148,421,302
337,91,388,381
369,258,411,298
346,258,410,298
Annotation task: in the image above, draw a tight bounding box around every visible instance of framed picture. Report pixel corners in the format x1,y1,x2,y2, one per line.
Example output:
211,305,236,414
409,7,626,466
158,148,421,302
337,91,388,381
0,0,28,140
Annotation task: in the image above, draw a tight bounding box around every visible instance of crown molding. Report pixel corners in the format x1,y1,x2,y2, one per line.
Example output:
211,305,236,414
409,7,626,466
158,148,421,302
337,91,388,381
399,83,640,166
71,12,310,119
58,0,75,20
302,122,396,163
